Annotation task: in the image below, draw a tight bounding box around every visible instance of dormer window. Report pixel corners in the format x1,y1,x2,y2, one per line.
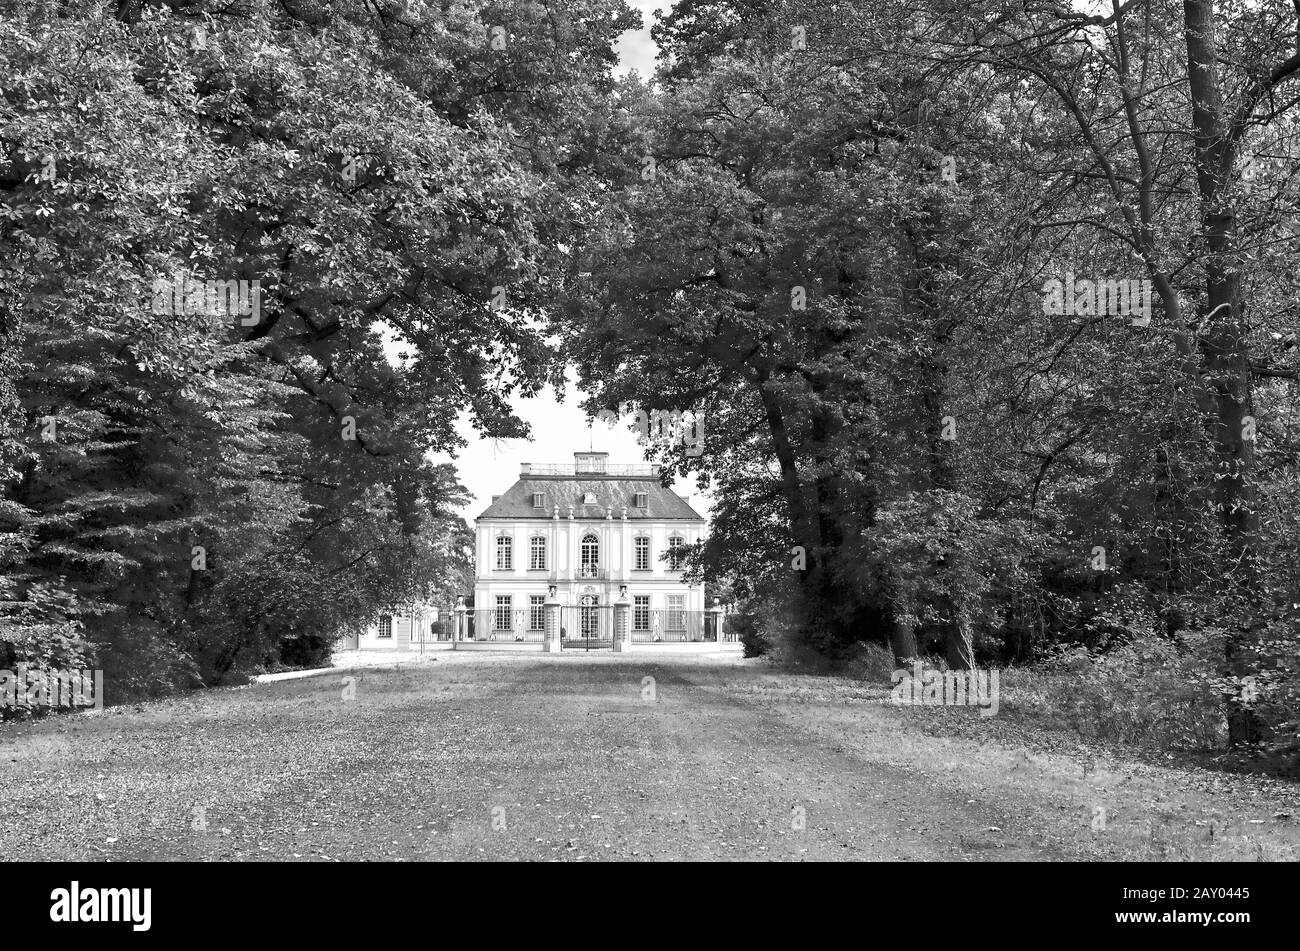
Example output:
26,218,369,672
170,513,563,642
532,492,545,508
582,492,597,504
634,492,648,508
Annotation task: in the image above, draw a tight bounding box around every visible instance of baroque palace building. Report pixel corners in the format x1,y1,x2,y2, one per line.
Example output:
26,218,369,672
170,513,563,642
469,452,708,648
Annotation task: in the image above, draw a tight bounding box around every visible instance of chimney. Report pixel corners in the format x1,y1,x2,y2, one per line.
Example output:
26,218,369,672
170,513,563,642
520,463,531,475
491,495,501,504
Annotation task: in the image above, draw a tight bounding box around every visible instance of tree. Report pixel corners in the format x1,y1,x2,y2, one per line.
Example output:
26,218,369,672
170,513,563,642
1,0,637,695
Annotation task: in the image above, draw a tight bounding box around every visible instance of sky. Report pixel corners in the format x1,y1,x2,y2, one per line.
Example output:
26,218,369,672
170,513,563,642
614,1,670,78
429,373,711,525
425,3,705,527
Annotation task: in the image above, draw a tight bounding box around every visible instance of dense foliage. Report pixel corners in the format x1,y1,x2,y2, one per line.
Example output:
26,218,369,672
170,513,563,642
3,1,1298,768
1,0,636,696
560,0,1300,758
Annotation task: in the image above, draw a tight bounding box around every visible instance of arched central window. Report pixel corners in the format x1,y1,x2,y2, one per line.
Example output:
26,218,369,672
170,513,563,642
580,533,599,577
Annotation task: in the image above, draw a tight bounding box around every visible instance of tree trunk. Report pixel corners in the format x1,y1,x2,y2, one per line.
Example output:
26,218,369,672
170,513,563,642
1182,0,1266,744
941,591,976,669
890,613,918,666
905,204,976,670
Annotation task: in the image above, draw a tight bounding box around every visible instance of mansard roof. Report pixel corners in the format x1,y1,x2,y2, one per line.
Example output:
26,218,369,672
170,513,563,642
477,474,704,522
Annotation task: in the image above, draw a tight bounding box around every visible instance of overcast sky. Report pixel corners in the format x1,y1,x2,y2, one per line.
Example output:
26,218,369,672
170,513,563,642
614,1,669,78
429,374,711,524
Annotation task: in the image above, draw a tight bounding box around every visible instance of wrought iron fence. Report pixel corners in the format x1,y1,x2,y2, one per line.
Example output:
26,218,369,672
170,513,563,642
468,608,546,643
456,605,729,644
555,606,715,644
629,608,711,643
558,605,613,643
402,611,456,643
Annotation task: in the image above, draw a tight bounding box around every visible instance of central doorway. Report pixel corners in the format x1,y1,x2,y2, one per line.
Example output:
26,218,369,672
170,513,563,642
563,597,611,649
579,595,600,638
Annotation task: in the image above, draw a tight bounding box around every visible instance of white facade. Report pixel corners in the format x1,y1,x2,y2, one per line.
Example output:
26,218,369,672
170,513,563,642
342,602,441,651
471,453,706,643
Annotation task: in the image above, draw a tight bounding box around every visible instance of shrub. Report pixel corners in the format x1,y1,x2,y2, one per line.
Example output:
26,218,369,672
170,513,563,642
840,641,898,682
1002,631,1226,750
728,610,768,658
279,632,335,670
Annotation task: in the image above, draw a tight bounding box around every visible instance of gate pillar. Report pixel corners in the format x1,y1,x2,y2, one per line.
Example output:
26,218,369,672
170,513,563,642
613,585,631,653
453,596,467,649
543,585,562,653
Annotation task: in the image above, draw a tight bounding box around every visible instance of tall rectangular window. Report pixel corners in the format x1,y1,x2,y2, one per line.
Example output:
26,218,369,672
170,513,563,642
580,533,599,578
667,536,684,570
634,535,650,570
666,595,685,631
495,535,512,570
530,535,546,570
634,596,650,631
529,595,545,631
494,595,512,631
378,616,393,638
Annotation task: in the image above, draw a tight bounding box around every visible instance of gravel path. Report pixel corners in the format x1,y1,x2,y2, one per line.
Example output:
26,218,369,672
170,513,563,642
1,653,1296,861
